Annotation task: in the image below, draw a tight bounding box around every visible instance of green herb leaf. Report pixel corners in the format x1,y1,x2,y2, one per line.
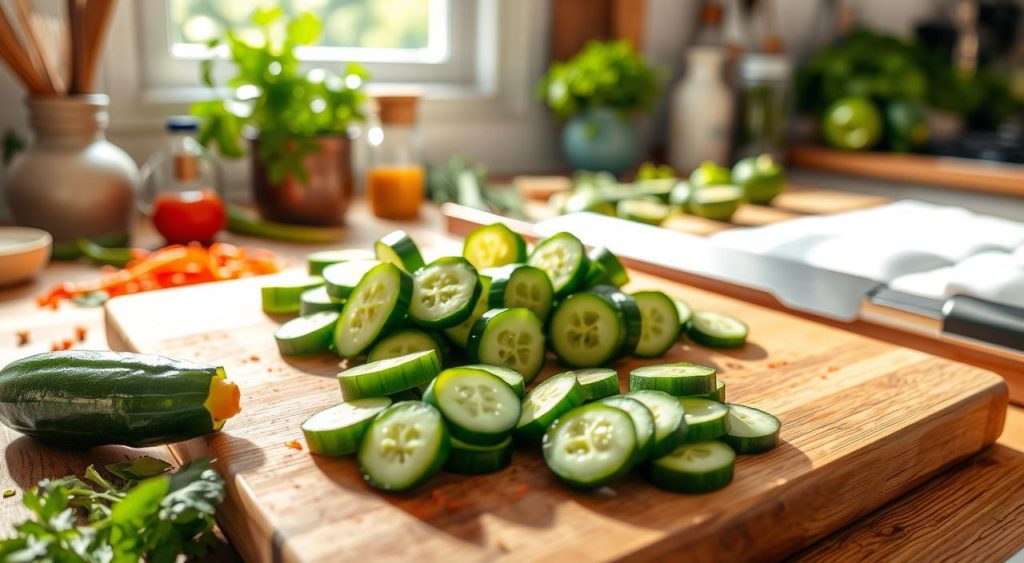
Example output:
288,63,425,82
106,456,173,482
287,12,322,45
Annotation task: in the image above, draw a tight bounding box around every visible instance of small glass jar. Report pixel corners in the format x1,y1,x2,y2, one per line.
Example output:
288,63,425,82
734,54,792,161
366,94,424,220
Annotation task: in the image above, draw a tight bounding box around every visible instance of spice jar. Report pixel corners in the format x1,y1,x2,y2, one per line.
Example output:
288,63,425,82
734,54,792,161
366,93,424,220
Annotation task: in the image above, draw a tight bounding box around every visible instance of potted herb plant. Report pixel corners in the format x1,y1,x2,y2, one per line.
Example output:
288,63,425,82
538,40,661,175
192,9,368,225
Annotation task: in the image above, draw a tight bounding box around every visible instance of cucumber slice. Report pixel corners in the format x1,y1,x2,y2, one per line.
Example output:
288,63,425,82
514,372,586,441
678,397,730,441
542,403,637,490
443,273,491,349
688,185,743,221
423,367,521,446
650,441,735,493
375,230,426,272
337,350,441,400
635,178,676,201
485,264,555,323
585,286,643,357
308,249,375,276
584,263,616,289
262,276,324,314
334,263,412,358
617,198,670,226
669,181,692,210
301,397,392,456
527,232,590,297
358,401,450,491
462,223,528,270
674,298,693,330
587,246,629,287
723,403,780,454
599,395,655,463
462,364,526,397
683,380,727,402
323,260,381,300
274,311,339,355
367,328,447,365
629,362,716,396
687,311,749,349
300,286,343,315
626,390,689,458
467,308,546,383
445,436,514,475
573,368,620,401
409,257,482,329
548,292,624,368
633,291,682,357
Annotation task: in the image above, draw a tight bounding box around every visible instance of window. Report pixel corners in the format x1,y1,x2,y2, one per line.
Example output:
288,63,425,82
168,0,449,64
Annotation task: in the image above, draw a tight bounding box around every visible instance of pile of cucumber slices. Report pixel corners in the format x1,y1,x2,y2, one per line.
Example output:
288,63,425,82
262,224,778,493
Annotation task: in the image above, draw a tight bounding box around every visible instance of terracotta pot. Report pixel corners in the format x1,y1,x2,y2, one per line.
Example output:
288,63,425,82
250,135,353,226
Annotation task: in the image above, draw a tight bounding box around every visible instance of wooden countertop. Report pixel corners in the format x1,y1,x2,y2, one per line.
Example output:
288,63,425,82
1,201,1022,561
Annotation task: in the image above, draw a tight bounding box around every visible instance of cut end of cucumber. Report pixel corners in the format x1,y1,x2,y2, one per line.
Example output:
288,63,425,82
467,308,546,383
528,232,589,297
542,403,637,489
515,372,585,440
687,311,749,349
358,401,450,491
463,223,528,270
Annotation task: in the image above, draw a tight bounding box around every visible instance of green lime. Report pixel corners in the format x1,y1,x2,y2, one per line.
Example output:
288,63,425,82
731,154,786,204
822,97,882,151
885,99,929,153
689,161,732,189
617,198,670,226
688,185,743,221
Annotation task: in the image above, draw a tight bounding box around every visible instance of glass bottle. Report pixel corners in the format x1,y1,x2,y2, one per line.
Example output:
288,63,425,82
734,54,793,160
366,94,425,220
139,116,225,245
669,48,734,172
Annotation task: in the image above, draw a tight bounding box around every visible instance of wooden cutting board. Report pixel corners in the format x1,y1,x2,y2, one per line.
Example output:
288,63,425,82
103,264,1008,563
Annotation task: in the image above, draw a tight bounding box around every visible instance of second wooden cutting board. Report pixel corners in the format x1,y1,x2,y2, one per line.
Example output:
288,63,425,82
104,263,1007,562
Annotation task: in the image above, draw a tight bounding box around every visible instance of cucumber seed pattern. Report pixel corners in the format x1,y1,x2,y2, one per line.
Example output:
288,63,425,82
379,422,422,463
454,384,503,417
564,414,615,457
496,329,533,369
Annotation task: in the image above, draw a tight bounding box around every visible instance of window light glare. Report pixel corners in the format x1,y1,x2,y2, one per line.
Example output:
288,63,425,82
367,126,384,146
310,98,327,113
235,84,260,100
344,74,362,90
306,68,327,83
268,61,282,76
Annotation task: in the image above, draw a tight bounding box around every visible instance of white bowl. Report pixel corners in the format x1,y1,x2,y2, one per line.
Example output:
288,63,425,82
0,227,52,286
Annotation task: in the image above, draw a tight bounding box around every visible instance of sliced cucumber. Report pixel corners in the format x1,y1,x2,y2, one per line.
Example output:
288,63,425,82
462,223,528,270
485,264,555,323
527,232,590,297
629,363,716,396
375,230,426,272
262,276,324,314
302,397,392,456
300,286,343,315
337,350,441,400
688,311,749,349
274,311,339,356
669,181,692,210
323,260,381,300
678,397,730,442
587,247,629,287
334,263,412,358
542,403,636,490
584,263,616,289
358,401,450,491
633,291,682,357
548,292,624,368
650,441,735,493
617,198,670,226
467,308,546,383
573,368,620,401
683,380,726,402
599,395,655,463
423,367,521,446
626,390,689,458
514,372,586,441
367,328,446,365
308,248,375,276
409,257,482,329
443,274,491,348
688,185,743,221
674,298,693,330
445,436,514,475
462,364,526,397
723,403,780,454
588,285,642,357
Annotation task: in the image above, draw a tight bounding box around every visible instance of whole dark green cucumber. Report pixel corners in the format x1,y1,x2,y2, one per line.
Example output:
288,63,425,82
0,351,241,447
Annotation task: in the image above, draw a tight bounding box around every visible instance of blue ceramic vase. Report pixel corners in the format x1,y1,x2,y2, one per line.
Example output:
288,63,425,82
561,107,638,175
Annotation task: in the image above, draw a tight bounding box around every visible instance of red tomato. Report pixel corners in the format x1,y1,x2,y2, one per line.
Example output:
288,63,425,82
152,189,226,245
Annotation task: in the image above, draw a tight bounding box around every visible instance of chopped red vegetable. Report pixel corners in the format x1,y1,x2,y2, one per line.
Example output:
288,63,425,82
15,331,29,347
285,440,303,451
74,326,88,342
37,242,283,308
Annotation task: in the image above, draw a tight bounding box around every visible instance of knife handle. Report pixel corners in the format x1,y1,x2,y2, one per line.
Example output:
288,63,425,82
943,295,1024,352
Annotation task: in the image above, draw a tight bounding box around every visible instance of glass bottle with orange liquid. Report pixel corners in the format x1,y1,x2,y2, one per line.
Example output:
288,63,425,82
367,93,424,220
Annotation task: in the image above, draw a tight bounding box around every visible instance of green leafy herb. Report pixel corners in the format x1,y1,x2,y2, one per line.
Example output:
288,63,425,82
426,155,526,219
0,457,225,562
538,40,662,120
193,8,369,184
